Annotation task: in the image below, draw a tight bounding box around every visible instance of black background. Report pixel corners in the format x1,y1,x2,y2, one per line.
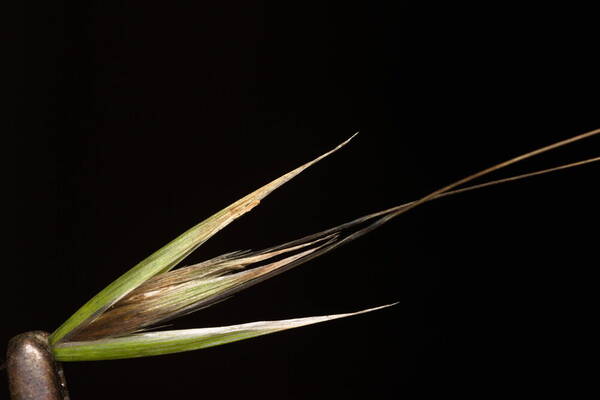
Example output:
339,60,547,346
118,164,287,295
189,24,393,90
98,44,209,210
6,3,599,399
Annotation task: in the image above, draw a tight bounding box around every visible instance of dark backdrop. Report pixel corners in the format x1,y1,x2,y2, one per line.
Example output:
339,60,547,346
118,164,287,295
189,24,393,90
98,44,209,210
7,3,599,399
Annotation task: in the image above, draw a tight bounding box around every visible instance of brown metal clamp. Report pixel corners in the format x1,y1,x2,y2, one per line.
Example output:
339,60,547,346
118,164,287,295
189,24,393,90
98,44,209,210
6,331,70,400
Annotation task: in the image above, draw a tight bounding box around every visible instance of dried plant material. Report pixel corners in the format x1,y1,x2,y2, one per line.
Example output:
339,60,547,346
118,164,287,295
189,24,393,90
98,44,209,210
71,236,338,340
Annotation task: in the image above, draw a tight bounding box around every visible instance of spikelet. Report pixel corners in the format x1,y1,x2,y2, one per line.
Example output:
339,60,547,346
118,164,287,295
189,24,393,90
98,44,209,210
47,129,599,361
